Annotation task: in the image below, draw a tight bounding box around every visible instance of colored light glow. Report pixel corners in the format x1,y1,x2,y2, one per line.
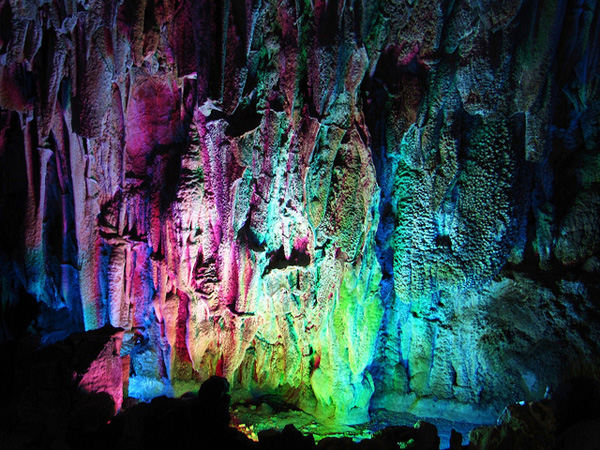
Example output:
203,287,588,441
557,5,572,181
128,376,174,401
1,0,598,438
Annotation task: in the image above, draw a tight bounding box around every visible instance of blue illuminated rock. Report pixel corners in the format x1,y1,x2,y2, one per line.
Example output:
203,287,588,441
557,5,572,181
0,0,599,429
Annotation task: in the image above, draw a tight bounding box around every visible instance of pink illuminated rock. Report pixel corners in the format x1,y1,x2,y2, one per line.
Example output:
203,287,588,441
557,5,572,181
72,325,126,412
125,73,181,177
1,0,599,429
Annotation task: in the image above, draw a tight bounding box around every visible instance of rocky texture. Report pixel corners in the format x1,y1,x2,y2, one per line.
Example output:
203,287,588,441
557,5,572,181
1,0,600,426
0,325,125,449
1,344,600,450
468,383,600,449
469,400,557,450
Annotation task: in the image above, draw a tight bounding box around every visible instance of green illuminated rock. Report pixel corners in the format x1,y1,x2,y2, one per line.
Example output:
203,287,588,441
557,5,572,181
1,0,599,427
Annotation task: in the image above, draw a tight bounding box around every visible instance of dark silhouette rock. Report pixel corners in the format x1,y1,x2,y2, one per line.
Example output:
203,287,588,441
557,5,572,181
372,422,439,450
470,399,556,450
258,424,316,450
194,375,233,433
449,429,463,450
67,391,116,450
469,424,518,450
0,326,124,449
317,436,357,449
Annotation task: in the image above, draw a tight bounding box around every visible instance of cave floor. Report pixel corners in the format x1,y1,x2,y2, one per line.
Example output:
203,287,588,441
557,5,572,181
230,404,490,448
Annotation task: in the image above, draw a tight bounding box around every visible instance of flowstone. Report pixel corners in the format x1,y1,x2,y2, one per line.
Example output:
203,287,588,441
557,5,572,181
1,0,599,425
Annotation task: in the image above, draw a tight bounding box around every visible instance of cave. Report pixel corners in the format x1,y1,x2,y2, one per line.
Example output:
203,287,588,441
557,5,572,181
1,0,600,449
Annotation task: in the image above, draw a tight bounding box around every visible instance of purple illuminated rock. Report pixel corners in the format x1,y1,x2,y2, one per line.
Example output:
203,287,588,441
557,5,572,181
74,325,126,411
0,0,599,428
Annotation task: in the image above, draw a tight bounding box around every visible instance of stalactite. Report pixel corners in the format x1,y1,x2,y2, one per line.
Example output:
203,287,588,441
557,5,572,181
1,0,599,427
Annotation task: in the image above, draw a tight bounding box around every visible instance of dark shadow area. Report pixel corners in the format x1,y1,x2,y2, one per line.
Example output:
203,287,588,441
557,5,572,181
264,245,311,275
226,94,263,137
3,332,600,450
0,325,122,449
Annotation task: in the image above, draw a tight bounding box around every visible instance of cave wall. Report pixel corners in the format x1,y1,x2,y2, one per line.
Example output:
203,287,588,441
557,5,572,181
1,0,599,424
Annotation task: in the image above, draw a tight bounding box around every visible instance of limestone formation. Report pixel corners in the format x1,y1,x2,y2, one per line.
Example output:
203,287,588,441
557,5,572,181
0,0,599,426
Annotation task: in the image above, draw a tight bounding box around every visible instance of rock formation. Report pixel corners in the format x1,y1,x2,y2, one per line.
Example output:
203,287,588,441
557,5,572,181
1,0,599,426
0,325,124,449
